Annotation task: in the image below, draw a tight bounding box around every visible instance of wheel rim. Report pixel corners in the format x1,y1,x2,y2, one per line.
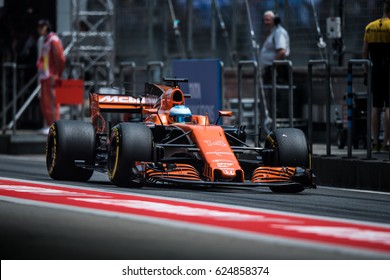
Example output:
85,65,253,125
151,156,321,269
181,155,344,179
108,128,119,180
46,126,56,174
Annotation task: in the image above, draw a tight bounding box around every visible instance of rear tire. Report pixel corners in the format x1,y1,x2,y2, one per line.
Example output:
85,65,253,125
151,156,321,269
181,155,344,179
264,128,308,193
108,123,153,187
46,120,95,181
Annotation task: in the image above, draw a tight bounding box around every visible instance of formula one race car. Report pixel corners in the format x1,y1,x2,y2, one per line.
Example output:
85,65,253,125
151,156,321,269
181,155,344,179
46,78,315,193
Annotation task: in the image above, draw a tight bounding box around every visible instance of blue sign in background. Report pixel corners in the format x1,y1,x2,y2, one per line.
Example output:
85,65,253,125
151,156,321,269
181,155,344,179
172,59,222,123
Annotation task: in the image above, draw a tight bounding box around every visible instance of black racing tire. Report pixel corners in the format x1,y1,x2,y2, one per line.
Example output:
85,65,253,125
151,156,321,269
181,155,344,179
46,120,95,181
264,128,309,193
108,123,153,187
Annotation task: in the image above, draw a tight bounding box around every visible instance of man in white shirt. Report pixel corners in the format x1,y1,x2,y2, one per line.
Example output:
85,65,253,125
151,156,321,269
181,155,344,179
260,10,290,84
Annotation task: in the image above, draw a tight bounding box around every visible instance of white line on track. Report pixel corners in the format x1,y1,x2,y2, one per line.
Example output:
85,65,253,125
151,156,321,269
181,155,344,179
319,185,390,196
1,176,390,229
0,154,46,162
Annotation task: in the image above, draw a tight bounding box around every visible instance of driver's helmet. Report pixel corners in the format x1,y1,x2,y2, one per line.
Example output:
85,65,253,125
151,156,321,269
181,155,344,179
169,105,192,123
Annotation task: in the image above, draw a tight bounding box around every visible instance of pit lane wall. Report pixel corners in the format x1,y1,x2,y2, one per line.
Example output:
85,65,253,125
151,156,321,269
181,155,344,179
312,155,390,192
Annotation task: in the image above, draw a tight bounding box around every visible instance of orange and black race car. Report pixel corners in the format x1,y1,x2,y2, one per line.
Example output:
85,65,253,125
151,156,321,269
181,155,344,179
46,78,315,193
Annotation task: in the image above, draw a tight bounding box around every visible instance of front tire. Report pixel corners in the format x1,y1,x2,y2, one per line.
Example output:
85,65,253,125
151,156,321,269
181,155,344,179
108,123,153,187
46,120,95,181
264,128,309,193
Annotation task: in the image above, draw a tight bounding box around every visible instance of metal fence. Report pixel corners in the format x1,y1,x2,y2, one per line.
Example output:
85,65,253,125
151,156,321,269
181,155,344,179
115,0,384,69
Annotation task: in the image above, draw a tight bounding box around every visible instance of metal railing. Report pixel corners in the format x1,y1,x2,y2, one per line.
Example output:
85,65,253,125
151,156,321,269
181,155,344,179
237,60,259,143
2,63,17,135
119,61,136,94
147,61,164,83
92,62,111,92
347,59,372,159
307,59,331,156
69,62,85,80
271,60,294,130
68,63,86,120
2,62,89,131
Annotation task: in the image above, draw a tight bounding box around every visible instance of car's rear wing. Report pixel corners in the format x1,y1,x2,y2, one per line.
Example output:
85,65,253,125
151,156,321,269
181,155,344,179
89,93,159,133
90,93,158,113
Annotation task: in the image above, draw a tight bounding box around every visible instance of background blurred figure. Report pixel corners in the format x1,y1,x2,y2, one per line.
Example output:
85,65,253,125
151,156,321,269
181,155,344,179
363,0,390,152
260,10,290,84
259,10,290,133
36,19,66,134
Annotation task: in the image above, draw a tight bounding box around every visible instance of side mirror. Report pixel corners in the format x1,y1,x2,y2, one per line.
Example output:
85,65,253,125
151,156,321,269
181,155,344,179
218,111,233,117
215,110,233,124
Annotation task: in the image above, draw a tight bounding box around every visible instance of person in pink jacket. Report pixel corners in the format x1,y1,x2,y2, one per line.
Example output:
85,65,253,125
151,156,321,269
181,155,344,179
36,19,66,133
